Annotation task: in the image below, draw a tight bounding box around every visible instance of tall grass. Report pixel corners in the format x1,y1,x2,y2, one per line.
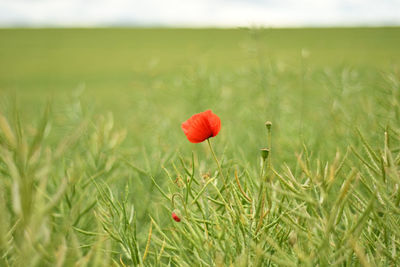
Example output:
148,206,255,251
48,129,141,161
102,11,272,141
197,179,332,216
0,104,126,266
1,83,399,265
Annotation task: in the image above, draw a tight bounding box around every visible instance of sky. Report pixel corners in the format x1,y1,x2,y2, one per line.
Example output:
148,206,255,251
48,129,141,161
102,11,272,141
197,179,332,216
0,0,400,27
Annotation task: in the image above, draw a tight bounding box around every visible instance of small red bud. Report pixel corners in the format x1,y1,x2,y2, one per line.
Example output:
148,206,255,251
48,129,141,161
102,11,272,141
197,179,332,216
172,212,181,222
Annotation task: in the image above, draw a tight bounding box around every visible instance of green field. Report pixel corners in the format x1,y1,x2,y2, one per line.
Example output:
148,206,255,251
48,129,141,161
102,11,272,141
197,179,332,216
0,27,400,266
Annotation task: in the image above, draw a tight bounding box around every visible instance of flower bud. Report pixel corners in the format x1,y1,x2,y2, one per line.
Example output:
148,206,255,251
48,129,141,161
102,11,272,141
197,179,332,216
265,121,272,130
260,148,270,160
172,212,181,222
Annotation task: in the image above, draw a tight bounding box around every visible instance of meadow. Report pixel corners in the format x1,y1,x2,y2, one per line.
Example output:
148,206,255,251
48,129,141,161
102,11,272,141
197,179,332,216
0,27,400,266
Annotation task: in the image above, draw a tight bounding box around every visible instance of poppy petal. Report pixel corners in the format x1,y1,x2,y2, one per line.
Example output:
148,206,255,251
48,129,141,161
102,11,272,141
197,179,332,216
182,113,212,143
204,110,221,137
181,110,221,143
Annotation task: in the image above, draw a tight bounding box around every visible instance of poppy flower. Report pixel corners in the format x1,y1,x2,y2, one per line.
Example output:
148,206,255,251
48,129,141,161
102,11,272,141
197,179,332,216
172,212,181,222
181,110,221,143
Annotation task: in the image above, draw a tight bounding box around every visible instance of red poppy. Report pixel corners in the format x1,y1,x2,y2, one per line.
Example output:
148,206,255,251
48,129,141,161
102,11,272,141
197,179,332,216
181,110,221,143
172,212,181,222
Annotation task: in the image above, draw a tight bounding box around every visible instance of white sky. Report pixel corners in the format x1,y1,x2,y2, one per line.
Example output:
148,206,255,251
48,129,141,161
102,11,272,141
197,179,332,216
0,0,399,27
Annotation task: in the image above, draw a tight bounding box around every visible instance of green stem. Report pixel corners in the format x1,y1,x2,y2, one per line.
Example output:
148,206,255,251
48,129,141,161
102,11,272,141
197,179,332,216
172,193,189,218
256,158,267,219
267,128,272,171
260,156,266,180
207,139,226,186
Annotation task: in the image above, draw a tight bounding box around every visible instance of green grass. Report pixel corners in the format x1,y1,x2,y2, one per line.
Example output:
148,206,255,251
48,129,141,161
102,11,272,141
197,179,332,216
0,27,400,266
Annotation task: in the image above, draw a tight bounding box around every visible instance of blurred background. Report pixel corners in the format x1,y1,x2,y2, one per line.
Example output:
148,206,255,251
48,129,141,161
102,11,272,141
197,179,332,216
0,0,400,164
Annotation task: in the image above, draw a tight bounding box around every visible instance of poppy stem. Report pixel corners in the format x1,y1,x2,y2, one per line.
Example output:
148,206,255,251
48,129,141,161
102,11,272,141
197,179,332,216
172,193,189,218
207,139,226,186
